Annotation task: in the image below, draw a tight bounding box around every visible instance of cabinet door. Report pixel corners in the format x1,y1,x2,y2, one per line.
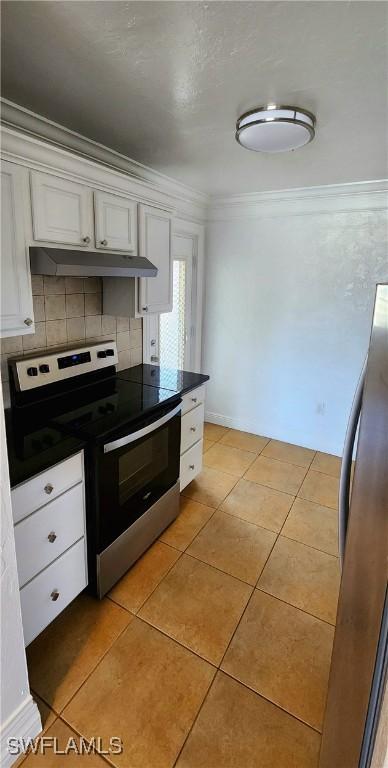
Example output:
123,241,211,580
1,162,34,337
138,205,172,315
94,191,137,253
30,171,93,246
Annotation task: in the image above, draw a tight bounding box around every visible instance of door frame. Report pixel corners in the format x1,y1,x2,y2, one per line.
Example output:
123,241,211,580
142,219,205,372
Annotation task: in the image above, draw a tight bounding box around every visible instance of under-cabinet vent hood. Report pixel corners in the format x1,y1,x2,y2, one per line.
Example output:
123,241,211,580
29,247,158,278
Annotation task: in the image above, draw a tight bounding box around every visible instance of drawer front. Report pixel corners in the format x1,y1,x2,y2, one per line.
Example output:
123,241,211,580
181,403,205,454
180,440,203,492
15,483,85,588
181,385,206,416
20,538,87,647
11,452,83,524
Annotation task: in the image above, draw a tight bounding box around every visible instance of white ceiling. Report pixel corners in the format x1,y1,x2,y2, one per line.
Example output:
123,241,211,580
1,1,387,196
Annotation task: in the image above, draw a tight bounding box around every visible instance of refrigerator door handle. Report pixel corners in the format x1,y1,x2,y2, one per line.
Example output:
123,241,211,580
338,358,367,569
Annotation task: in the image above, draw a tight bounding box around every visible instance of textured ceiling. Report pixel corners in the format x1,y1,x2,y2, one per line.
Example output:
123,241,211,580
1,1,387,196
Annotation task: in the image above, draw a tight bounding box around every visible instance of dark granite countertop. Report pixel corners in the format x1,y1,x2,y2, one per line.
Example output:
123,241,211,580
118,364,209,396
5,409,85,488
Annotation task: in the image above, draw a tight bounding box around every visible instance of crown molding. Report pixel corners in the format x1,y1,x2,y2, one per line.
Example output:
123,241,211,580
2,99,386,223
208,180,388,220
0,98,209,220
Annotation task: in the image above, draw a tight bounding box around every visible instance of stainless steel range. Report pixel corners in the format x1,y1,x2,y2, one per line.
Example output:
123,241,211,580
8,341,182,597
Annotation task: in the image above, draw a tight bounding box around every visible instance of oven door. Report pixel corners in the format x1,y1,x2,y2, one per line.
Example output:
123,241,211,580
97,401,181,552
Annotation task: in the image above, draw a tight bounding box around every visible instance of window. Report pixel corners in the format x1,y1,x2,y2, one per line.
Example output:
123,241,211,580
159,260,187,369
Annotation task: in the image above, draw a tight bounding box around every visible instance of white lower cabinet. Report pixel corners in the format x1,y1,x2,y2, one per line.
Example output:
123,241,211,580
180,440,203,492
181,402,205,454
20,539,87,647
180,384,206,491
14,483,85,588
11,451,87,646
11,451,83,524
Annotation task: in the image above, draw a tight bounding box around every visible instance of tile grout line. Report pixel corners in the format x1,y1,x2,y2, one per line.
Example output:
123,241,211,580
219,503,293,537
213,530,281,676
253,586,337,628
218,669,324,735
160,505,219,555
134,613,219,669
108,545,185,617
56,716,117,768
35,615,134,720
172,668,323,768
280,530,339,559
171,669,219,768
180,547,267,589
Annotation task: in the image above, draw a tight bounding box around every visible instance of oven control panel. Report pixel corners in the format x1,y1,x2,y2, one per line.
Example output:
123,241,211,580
9,341,118,391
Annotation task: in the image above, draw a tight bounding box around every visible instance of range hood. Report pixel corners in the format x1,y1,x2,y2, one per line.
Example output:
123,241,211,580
29,247,158,278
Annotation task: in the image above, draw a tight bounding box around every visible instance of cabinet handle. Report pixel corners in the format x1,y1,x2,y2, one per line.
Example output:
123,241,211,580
189,464,195,470
24,318,33,327
190,426,197,432
150,355,159,363
82,236,91,244
50,590,60,602
47,532,57,543
100,239,108,246
44,483,54,495
191,397,198,403
142,306,148,312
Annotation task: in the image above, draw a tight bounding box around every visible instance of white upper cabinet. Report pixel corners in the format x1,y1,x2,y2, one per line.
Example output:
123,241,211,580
1,162,34,337
30,171,93,247
138,204,172,315
94,191,137,253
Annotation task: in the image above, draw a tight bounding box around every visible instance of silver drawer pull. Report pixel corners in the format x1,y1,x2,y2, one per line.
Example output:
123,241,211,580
24,317,33,327
191,397,198,403
100,239,108,246
82,235,91,244
47,532,57,543
189,464,195,470
190,426,197,432
44,483,54,495
50,590,60,602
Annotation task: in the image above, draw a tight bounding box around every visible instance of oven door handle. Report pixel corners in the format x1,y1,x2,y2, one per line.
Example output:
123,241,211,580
103,403,182,454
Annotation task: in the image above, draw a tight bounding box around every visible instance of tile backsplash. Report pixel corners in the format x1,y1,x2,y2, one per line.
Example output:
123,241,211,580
1,275,142,406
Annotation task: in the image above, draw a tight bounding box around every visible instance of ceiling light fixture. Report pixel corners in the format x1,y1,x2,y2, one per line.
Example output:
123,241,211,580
235,104,316,153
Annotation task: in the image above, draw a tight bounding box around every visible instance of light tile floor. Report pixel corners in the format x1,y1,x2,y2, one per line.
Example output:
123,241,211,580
20,425,341,767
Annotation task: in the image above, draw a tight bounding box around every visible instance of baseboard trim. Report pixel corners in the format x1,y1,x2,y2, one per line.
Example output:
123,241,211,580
1,695,42,768
205,410,343,456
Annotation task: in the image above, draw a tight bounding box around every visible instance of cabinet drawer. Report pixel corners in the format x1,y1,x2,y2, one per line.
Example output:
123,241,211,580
20,538,87,647
181,385,206,416
181,403,205,454
180,440,203,492
11,452,83,524
15,483,85,588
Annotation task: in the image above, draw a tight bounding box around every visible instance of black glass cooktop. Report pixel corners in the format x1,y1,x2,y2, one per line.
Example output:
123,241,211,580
51,378,180,440
118,364,209,395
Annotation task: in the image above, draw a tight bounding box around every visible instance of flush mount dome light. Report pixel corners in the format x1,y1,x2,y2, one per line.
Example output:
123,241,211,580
235,104,316,153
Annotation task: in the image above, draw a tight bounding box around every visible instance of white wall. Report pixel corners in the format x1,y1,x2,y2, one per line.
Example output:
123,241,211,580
0,382,41,766
204,183,388,456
